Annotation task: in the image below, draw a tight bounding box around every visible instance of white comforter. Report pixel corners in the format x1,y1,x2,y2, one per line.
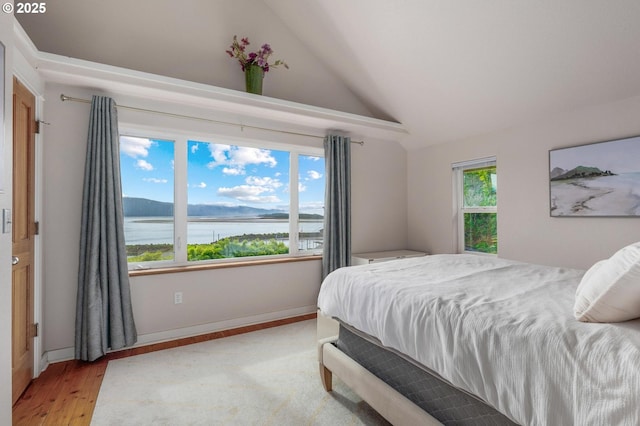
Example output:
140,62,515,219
317,254,640,426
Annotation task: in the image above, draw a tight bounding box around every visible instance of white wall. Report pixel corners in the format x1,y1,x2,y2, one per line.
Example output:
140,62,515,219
352,137,408,253
0,6,13,424
408,95,640,270
16,0,375,120
130,261,321,338
41,82,408,355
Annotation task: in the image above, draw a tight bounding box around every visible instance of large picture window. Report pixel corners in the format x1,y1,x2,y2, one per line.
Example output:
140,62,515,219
453,157,497,254
120,136,175,262
120,134,325,268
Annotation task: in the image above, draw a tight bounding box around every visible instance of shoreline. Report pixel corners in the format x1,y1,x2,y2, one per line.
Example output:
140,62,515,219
551,177,640,216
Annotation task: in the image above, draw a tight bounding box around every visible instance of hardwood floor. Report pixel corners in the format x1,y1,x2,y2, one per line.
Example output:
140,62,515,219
12,313,316,425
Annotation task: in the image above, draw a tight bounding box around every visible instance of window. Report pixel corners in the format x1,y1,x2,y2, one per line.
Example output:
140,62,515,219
120,134,325,268
453,157,497,254
120,136,175,262
297,154,325,252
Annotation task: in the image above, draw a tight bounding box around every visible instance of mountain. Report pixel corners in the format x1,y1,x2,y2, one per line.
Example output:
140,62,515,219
549,167,566,179
550,166,615,181
122,197,285,218
187,204,283,217
123,197,173,216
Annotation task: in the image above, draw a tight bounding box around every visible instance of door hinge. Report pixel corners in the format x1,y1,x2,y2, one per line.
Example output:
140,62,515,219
32,323,39,338
34,120,40,134
33,221,39,235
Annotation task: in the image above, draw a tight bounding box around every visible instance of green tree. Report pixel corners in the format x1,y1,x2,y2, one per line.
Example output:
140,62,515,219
463,166,496,207
127,236,290,263
463,166,497,254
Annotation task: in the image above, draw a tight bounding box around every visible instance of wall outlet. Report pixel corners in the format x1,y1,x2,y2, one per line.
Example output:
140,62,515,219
174,292,183,304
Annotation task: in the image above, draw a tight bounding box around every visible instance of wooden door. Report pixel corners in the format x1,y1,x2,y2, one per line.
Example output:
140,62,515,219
12,77,36,405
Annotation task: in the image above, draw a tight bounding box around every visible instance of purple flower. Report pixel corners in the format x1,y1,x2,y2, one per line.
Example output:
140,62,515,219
226,36,288,73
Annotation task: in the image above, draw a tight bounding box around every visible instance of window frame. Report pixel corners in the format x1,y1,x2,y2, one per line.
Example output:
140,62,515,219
119,124,325,270
452,156,497,255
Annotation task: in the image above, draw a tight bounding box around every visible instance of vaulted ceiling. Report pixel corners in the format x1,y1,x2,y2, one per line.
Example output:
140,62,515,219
16,0,640,149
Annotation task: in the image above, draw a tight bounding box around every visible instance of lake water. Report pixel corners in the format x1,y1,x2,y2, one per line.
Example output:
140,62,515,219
123,217,323,245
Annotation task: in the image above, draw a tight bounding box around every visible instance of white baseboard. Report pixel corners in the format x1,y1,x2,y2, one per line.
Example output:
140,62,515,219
44,305,317,365
45,347,73,366
38,352,50,376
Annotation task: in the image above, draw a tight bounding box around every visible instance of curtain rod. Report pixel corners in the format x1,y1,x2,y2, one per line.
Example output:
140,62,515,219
59,94,364,145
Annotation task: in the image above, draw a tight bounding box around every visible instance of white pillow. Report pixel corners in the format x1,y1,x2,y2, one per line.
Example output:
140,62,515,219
574,242,640,323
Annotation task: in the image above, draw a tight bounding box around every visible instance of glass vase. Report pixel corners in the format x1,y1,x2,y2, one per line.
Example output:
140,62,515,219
245,64,264,95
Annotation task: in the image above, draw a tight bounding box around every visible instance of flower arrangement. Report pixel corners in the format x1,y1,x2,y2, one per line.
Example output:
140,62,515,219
226,35,289,72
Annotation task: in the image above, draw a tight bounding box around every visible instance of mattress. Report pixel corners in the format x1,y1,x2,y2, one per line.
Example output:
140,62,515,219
318,254,640,425
337,323,517,425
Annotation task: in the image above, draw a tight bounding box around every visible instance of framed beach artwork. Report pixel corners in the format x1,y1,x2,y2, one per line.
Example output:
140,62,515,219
549,135,640,217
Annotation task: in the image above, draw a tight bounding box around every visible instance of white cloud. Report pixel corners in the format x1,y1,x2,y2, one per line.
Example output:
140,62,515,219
205,201,239,208
299,182,307,192
217,185,281,203
218,185,269,197
247,195,281,203
194,182,207,188
245,176,282,188
142,177,167,184
208,143,232,163
206,144,277,173
121,136,153,158
231,147,277,168
136,159,154,171
222,167,245,176
307,170,322,180
191,144,199,154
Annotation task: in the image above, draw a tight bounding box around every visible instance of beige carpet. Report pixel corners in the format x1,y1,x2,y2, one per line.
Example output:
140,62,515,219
91,319,391,425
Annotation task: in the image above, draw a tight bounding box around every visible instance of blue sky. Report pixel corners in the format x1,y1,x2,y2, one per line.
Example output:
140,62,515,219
119,136,325,215
550,136,640,173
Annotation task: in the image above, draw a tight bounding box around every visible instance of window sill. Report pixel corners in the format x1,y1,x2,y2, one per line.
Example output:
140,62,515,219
462,250,497,257
128,255,322,277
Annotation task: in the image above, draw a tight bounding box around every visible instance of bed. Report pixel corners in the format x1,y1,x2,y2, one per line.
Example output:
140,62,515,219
316,254,640,425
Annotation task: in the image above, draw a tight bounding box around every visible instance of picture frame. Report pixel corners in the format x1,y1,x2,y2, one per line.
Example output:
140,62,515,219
549,135,640,217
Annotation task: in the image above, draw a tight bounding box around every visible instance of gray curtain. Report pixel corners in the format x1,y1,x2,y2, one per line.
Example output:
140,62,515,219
322,135,352,279
75,95,137,361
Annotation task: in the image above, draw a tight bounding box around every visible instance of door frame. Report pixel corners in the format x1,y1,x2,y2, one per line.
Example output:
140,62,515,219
12,71,43,378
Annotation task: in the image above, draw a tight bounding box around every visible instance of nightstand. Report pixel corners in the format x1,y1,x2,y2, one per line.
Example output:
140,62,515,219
351,250,427,265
